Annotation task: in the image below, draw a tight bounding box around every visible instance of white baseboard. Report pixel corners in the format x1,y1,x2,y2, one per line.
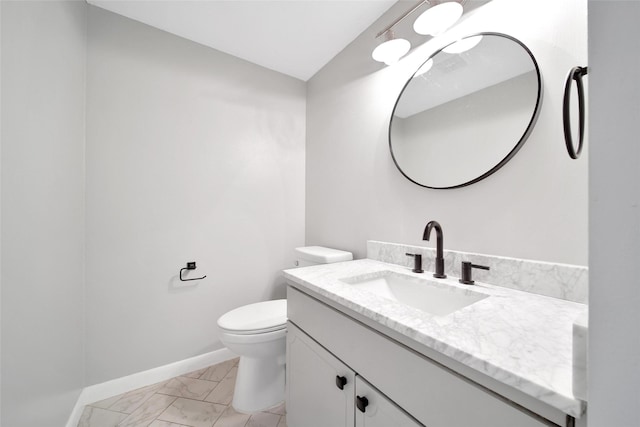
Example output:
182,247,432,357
66,347,235,427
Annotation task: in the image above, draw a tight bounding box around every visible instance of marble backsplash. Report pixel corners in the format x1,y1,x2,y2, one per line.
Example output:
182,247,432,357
367,241,588,304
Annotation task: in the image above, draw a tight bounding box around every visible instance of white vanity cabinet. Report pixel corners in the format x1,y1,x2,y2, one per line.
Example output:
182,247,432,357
286,321,355,427
355,376,423,427
287,285,565,427
287,321,422,427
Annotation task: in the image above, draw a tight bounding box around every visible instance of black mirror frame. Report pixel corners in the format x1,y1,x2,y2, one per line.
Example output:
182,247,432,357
389,32,543,190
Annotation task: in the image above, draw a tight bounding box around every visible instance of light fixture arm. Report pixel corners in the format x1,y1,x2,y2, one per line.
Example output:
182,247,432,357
375,0,428,39
375,0,466,39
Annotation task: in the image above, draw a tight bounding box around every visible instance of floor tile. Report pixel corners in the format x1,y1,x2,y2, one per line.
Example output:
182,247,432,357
183,367,208,379
77,407,128,427
78,358,284,427
211,406,251,427
118,394,177,427
148,421,190,427
246,412,280,427
204,375,234,405
225,367,238,381
88,394,126,410
158,377,219,400
158,398,227,427
110,381,166,413
199,359,237,382
264,402,285,416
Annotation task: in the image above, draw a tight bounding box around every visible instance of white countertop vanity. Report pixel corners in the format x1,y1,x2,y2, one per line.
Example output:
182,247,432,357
283,243,587,427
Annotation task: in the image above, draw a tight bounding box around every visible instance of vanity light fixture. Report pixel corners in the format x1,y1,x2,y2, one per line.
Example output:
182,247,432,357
372,30,411,65
413,2,463,36
414,58,434,76
442,35,483,53
372,1,464,66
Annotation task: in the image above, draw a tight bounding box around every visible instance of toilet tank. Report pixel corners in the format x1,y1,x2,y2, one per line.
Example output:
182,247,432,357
294,246,353,267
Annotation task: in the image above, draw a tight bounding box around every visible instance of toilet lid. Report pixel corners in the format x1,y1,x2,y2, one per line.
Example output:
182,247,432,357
218,299,287,334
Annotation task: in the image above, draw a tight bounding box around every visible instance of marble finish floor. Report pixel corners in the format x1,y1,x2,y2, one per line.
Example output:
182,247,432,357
79,358,287,427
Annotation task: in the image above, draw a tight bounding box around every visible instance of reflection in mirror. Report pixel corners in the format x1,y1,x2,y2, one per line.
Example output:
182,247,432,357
390,33,542,189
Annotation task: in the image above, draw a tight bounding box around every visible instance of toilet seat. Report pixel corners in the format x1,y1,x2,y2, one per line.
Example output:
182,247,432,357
220,327,287,345
217,299,287,335
220,324,286,335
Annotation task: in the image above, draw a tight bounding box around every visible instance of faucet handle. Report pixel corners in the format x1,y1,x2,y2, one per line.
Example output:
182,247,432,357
459,261,490,285
405,253,424,273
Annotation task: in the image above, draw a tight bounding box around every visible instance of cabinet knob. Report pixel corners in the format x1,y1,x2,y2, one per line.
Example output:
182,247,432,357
356,395,369,413
335,375,347,390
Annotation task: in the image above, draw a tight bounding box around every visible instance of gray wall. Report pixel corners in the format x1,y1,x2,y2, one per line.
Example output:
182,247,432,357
1,3,3,422
85,7,306,384
588,2,640,426
1,2,3,422
1,1,86,425
306,0,588,265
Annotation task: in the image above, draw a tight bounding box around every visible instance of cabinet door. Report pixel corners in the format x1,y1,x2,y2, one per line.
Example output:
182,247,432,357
286,321,355,427
355,376,423,427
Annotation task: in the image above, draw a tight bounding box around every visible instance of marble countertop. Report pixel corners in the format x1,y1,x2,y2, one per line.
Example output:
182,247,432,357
283,258,587,418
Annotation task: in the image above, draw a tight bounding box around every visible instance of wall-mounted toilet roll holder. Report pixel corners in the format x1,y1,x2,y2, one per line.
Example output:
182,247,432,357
180,261,206,281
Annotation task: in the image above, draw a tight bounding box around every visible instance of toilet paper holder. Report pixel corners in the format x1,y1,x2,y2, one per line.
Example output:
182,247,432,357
180,261,207,281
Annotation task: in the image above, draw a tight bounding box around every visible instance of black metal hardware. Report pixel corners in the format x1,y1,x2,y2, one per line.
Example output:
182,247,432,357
356,395,369,413
423,221,446,278
459,261,490,285
563,66,588,159
179,261,206,281
335,375,347,390
405,253,424,273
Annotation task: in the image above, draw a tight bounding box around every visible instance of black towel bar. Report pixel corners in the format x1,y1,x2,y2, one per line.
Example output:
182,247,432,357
563,66,588,159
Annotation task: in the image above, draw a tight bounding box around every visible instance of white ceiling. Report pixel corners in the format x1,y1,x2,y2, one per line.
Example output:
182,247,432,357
87,0,398,81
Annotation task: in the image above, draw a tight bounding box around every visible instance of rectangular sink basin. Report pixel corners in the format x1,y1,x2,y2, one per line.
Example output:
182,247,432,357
341,270,489,317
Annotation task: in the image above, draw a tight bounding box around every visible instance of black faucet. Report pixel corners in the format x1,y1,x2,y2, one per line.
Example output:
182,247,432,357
422,220,446,278
405,253,424,273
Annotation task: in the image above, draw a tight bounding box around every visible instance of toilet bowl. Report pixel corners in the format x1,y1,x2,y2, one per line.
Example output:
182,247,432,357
218,246,353,413
218,299,287,413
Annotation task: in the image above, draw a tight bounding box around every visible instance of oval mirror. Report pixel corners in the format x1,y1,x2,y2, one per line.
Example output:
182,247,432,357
389,33,542,189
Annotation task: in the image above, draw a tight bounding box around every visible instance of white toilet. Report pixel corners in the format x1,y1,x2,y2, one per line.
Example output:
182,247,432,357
217,246,353,413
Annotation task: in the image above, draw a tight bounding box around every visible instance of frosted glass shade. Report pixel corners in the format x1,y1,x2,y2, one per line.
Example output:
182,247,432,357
372,38,411,65
415,58,434,77
413,2,463,36
442,35,483,53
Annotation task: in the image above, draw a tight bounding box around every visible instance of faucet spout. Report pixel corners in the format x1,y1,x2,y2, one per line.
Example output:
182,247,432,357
423,220,447,279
